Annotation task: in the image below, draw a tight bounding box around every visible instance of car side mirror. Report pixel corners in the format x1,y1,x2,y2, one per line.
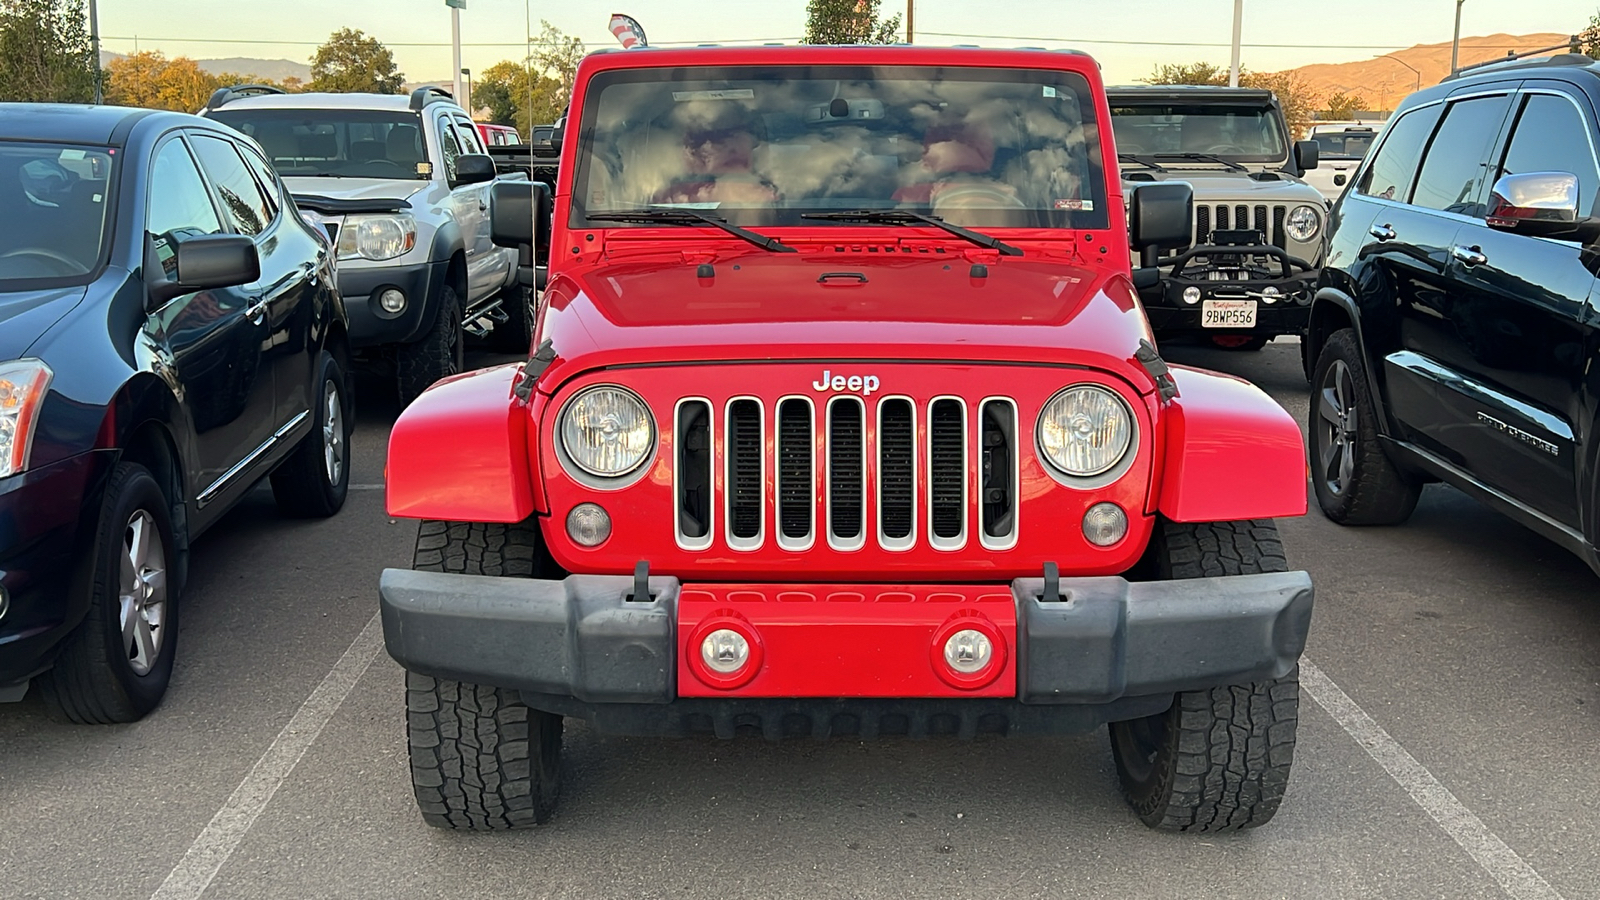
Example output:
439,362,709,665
1129,182,1194,268
1486,171,1592,239
549,116,565,152
147,233,260,306
490,180,552,287
452,153,497,186
1292,140,1320,174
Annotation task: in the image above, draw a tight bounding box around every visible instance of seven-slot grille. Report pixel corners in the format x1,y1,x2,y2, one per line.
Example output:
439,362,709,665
676,396,1019,552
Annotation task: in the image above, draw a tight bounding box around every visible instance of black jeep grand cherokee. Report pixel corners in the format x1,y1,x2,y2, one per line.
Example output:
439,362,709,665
1306,52,1600,575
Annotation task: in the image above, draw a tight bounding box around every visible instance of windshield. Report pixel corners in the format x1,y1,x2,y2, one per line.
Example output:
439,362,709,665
209,109,429,180
1109,103,1287,163
1311,129,1375,160
571,65,1108,230
0,142,114,287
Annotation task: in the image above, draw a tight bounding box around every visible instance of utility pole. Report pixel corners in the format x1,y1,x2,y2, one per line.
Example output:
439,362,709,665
906,0,914,43
1451,0,1465,74
447,0,465,102
88,0,101,104
1229,0,1243,87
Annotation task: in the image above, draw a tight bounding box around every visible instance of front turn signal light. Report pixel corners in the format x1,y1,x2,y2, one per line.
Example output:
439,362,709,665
0,359,53,478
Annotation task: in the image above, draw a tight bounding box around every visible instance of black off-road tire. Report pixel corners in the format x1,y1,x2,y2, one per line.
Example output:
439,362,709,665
37,462,179,724
1108,519,1300,832
269,351,351,518
404,518,562,830
396,283,464,408
485,285,535,354
1311,328,1421,525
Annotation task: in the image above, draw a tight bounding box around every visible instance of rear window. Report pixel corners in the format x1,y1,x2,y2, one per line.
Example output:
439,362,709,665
1311,130,1375,160
209,108,430,180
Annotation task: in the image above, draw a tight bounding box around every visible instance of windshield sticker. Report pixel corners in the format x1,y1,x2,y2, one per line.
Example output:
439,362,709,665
60,148,86,160
673,89,755,102
1054,199,1093,211
1042,86,1057,98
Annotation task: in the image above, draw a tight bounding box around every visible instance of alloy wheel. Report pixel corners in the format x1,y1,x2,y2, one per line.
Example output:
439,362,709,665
118,510,167,676
322,379,345,485
1317,359,1358,496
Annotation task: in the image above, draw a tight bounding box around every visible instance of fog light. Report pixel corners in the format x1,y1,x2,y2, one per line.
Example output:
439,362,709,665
1181,286,1201,305
566,503,611,547
378,289,406,313
700,628,750,674
943,629,994,674
1261,285,1281,304
1083,502,1128,546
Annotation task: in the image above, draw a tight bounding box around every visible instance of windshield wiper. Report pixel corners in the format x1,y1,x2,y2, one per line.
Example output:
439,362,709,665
1152,153,1248,173
585,207,796,253
1118,153,1168,173
800,209,1023,256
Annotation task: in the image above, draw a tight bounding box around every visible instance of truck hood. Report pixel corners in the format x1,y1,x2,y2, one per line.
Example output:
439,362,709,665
538,250,1158,395
0,285,88,360
281,177,428,205
1121,169,1322,201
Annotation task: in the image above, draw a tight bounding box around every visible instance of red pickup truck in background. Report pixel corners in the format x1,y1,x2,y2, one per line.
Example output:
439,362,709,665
380,44,1314,835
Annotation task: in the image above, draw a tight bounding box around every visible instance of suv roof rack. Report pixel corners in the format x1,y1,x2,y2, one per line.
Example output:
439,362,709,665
409,85,456,111
1443,37,1591,80
203,83,287,111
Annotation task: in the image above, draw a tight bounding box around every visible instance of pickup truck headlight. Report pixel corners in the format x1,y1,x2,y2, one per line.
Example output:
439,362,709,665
0,359,53,478
1285,205,1321,243
337,213,417,261
1037,385,1132,477
559,386,655,477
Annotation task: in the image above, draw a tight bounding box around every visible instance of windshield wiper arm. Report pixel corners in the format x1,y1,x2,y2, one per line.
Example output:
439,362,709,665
1153,153,1248,173
800,209,1023,256
585,208,796,253
1118,153,1168,173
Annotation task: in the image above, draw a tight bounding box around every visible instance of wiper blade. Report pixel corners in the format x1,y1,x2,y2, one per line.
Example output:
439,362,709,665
1118,153,1168,173
800,209,1023,256
1153,153,1248,173
585,207,796,253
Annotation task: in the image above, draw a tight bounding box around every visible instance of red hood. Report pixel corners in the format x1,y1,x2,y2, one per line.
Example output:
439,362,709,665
535,247,1158,396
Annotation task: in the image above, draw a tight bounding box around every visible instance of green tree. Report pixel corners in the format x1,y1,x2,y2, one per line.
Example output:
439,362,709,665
106,51,218,111
1321,91,1368,120
0,0,95,102
1142,60,1315,141
803,0,902,45
477,60,563,137
308,28,404,93
1143,61,1230,86
1581,11,1600,59
530,19,584,102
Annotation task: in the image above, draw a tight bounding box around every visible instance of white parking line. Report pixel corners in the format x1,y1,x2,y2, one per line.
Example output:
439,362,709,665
149,613,385,900
1300,659,1564,900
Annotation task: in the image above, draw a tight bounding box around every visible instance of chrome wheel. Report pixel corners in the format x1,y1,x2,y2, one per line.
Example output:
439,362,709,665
118,510,167,676
322,379,345,485
1317,359,1358,496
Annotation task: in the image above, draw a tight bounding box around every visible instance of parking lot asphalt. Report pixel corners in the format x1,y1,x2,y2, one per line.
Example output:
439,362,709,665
3,342,1597,900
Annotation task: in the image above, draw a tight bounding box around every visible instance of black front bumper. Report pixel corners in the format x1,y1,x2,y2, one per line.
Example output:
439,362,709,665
1143,299,1311,336
338,260,448,349
0,451,112,695
379,568,1314,736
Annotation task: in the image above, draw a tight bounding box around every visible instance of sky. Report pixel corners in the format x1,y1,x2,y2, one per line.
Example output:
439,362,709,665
94,0,1600,86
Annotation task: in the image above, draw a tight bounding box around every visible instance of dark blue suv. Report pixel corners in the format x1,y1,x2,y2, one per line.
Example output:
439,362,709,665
0,104,351,722
1307,52,1600,575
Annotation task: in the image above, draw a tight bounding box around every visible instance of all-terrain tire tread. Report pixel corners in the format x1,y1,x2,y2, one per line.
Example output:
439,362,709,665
396,284,463,407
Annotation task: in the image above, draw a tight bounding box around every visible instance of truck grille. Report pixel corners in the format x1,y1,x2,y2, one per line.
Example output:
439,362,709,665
675,395,1020,553
1193,203,1288,248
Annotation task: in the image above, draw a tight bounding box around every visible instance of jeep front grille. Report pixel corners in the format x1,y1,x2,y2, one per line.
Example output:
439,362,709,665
1191,203,1288,248
675,395,1019,552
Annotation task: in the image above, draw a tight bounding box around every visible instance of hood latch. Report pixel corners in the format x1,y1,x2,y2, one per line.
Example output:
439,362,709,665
512,338,556,403
1135,339,1179,402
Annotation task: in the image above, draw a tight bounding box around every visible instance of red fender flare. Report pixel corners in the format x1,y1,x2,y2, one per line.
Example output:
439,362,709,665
1157,365,1308,523
386,364,539,522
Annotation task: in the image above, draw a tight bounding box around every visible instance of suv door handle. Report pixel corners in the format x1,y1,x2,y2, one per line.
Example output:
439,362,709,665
1369,223,1396,241
1450,244,1488,267
245,297,270,323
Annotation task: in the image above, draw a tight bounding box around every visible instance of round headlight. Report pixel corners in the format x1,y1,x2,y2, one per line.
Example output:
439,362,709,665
1285,205,1321,243
559,386,655,477
1038,385,1133,477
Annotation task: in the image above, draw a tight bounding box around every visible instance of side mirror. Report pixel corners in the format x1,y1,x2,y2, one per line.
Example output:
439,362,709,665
1129,182,1194,268
549,116,566,152
452,153,497,186
147,233,260,305
1487,171,1587,238
490,180,552,287
1292,140,1320,174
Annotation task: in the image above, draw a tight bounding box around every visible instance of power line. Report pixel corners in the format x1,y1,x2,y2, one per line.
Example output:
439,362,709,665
920,30,1539,51
98,35,802,48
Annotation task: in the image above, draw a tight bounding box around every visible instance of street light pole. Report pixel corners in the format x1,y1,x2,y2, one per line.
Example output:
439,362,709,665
1229,0,1244,88
906,0,914,44
449,0,464,102
461,68,472,115
88,0,101,104
1375,54,1421,94
1451,0,1465,75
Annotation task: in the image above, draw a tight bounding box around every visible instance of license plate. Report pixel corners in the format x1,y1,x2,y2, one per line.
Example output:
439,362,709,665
1201,299,1257,328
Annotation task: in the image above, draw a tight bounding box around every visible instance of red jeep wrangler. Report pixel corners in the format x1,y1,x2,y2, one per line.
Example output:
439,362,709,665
380,45,1313,834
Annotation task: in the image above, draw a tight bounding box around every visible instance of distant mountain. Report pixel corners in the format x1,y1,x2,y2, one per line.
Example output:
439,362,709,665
197,57,312,83
1280,32,1577,111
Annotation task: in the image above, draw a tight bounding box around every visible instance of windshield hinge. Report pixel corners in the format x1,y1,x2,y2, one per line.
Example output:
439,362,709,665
1134,339,1179,402
513,338,556,403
